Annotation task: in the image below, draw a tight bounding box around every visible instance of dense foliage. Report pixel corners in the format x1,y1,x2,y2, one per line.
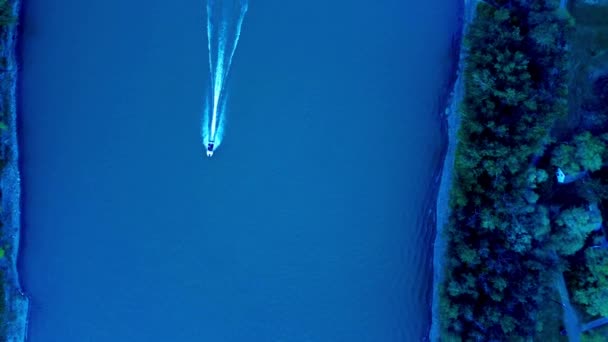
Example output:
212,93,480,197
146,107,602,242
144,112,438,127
568,247,608,317
440,0,572,339
551,132,608,174
555,1,608,328
550,205,602,256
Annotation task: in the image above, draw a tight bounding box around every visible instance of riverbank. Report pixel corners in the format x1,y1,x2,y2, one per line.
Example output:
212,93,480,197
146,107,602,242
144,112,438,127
429,0,477,340
435,0,573,338
0,0,28,341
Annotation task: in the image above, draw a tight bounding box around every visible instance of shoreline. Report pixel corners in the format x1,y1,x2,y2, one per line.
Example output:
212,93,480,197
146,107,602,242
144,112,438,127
429,0,478,340
1,0,29,341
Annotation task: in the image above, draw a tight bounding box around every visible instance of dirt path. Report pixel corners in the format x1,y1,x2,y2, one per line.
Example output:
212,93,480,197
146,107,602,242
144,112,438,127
556,272,581,342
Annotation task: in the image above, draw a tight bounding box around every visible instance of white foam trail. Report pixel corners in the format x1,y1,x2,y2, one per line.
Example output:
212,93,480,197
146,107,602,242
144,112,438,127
206,1,214,84
203,0,248,155
214,93,229,147
220,2,248,90
202,96,210,146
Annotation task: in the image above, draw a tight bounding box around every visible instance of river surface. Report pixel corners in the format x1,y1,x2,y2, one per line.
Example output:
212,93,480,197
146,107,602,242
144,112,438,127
18,0,458,340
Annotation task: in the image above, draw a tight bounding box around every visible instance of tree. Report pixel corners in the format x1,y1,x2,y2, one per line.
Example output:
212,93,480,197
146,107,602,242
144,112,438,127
551,132,607,174
575,132,607,171
582,330,607,342
552,143,579,174
0,0,14,26
530,22,560,52
551,206,602,256
571,248,608,317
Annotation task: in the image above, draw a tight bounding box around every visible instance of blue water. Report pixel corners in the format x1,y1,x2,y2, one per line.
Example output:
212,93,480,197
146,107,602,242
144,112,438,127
19,0,459,341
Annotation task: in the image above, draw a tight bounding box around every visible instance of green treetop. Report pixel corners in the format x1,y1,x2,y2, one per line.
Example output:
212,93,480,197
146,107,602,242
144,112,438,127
551,206,602,256
551,132,607,174
572,248,608,317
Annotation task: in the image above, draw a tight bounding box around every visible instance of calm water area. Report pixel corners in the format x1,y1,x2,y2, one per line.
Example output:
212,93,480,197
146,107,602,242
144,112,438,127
19,0,459,340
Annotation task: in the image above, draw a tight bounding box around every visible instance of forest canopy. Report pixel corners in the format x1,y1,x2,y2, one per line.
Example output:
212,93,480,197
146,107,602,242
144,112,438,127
440,0,572,339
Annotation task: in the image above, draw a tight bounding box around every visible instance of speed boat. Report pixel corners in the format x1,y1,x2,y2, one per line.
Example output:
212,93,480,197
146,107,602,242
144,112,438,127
206,141,215,157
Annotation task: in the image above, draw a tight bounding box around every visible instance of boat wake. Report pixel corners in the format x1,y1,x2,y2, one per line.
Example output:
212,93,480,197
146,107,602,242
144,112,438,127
202,0,249,157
